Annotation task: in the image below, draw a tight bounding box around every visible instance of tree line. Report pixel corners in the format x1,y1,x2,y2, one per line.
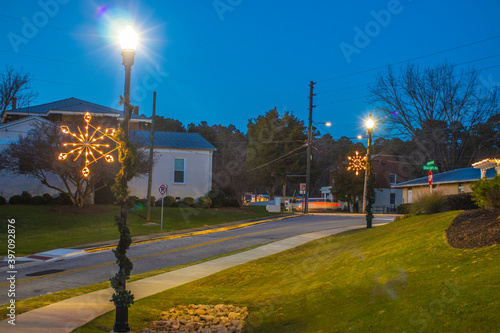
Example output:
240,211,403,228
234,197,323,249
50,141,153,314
1,62,498,207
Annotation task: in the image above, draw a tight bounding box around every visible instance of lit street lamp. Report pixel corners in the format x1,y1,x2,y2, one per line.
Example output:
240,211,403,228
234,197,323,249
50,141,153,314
112,24,138,333
120,24,137,134
362,115,374,225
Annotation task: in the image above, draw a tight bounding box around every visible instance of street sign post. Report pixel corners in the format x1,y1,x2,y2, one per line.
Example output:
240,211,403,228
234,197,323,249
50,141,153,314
428,171,433,193
300,183,306,195
423,160,438,171
158,185,167,230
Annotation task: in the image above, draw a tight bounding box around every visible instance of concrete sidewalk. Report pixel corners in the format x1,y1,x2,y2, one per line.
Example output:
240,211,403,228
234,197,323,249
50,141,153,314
0,224,375,333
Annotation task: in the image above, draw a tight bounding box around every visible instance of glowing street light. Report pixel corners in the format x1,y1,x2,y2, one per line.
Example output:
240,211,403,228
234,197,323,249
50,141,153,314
120,24,137,135
112,24,138,333
119,24,138,50
362,114,374,226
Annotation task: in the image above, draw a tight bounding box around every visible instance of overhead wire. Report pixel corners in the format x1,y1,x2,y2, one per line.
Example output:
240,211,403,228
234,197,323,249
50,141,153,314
246,144,307,171
318,35,500,82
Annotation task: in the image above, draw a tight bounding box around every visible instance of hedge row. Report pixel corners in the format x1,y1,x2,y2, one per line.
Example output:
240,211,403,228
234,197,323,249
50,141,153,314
396,193,478,215
153,195,212,209
0,189,241,209
0,192,72,206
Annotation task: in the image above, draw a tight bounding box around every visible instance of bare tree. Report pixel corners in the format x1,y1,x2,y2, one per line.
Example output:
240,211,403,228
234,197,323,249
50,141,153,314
0,66,38,111
368,62,499,171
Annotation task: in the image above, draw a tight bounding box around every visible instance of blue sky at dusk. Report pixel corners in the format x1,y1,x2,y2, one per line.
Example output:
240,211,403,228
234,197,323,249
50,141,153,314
1,0,499,139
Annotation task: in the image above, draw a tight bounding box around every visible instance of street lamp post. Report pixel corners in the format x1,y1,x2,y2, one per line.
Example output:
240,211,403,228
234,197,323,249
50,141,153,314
362,115,374,222
112,24,138,333
120,24,137,135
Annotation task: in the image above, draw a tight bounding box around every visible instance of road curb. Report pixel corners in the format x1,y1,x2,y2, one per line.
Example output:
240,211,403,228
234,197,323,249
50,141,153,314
85,214,301,253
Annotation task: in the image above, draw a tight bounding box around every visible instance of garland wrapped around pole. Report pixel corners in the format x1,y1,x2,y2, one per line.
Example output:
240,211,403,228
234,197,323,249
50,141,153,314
110,99,138,332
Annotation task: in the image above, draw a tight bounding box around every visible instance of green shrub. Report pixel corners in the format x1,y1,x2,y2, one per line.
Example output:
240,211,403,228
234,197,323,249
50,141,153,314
446,193,478,211
471,175,500,211
156,195,177,207
484,187,500,212
182,197,195,207
225,198,241,208
0,196,6,205
394,214,413,221
208,189,226,208
396,203,412,214
9,195,23,204
52,193,72,205
410,192,449,215
30,196,46,205
20,191,32,204
128,196,140,205
195,196,212,209
137,196,155,206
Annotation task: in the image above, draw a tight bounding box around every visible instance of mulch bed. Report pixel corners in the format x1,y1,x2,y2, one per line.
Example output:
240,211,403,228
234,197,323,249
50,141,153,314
446,209,500,249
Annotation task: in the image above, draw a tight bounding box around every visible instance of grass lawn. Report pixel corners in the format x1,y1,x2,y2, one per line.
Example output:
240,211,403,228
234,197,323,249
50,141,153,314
78,211,500,332
0,204,280,256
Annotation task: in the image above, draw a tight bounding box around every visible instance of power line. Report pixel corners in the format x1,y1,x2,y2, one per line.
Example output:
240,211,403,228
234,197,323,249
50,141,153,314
318,35,500,82
317,53,500,96
316,63,500,107
247,144,307,171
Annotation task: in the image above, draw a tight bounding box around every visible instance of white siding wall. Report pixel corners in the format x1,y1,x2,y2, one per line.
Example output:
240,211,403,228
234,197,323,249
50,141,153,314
0,119,64,200
128,148,213,200
373,188,403,212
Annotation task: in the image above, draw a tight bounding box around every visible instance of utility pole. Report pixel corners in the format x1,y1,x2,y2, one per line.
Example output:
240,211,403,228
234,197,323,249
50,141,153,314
305,81,316,214
146,92,156,221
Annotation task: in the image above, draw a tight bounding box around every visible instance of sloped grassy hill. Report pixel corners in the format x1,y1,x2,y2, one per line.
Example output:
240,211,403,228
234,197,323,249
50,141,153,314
82,211,500,333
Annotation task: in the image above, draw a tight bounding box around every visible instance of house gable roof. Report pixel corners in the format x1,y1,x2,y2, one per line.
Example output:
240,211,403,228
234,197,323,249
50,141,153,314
2,97,150,122
130,130,216,151
0,116,55,145
392,167,496,188
0,116,53,130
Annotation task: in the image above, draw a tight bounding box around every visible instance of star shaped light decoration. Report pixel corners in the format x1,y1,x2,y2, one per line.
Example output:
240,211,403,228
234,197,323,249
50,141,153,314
58,112,119,177
347,151,367,176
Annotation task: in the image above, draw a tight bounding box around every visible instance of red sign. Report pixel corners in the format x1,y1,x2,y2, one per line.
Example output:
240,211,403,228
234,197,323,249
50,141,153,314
158,184,168,195
428,171,433,186
300,183,306,191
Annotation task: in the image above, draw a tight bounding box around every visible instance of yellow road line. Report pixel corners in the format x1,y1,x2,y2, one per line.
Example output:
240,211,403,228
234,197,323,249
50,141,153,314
0,220,361,287
85,215,297,253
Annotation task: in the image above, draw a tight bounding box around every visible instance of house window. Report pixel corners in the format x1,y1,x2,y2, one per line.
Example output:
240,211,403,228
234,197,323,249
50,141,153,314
390,193,396,205
174,158,185,184
389,173,397,185
458,183,464,193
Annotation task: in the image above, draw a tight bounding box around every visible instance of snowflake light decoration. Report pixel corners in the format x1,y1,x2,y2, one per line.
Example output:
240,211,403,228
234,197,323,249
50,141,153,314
58,112,119,177
347,151,366,176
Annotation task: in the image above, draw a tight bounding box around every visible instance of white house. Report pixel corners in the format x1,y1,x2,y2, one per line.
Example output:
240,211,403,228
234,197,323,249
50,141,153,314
129,131,215,200
0,98,215,202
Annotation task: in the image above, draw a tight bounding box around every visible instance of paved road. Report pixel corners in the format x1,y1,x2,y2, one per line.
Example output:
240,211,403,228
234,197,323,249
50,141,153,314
0,214,396,303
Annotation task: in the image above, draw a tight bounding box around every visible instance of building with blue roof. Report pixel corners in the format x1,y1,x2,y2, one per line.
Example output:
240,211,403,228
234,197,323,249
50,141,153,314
1,97,151,128
128,130,216,200
392,166,497,204
0,98,215,202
